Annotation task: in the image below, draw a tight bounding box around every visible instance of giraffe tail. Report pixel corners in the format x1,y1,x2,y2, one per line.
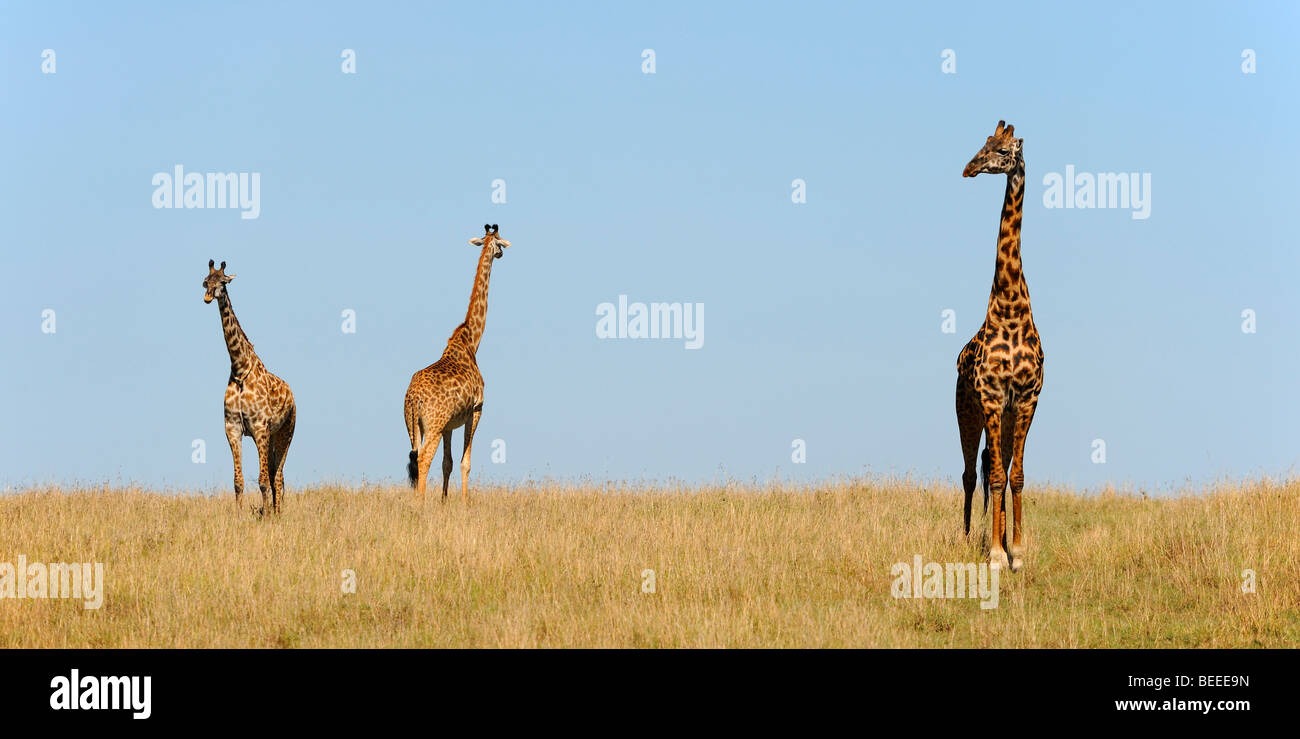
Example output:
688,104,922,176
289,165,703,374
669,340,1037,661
404,402,420,488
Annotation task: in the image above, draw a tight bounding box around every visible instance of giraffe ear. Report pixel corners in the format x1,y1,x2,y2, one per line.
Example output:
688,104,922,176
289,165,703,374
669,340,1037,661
495,239,510,248
222,273,236,283
469,237,485,246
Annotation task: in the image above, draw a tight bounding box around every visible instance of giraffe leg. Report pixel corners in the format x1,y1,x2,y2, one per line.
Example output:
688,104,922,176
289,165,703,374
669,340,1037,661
253,427,272,517
266,436,280,513
998,405,1014,554
955,378,983,537
224,413,244,509
1007,397,1039,572
1000,406,1014,485
461,409,481,503
440,430,454,500
270,407,295,515
980,400,1009,569
415,435,436,501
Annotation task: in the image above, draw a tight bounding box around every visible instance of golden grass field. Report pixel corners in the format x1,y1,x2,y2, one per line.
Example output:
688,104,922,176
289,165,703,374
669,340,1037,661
0,478,1296,648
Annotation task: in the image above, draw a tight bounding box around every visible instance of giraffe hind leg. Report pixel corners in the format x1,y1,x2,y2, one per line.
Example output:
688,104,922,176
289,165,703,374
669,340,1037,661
956,378,983,537
441,430,454,500
253,428,273,518
461,409,481,503
414,430,436,501
414,411,450,501
269,407,295,515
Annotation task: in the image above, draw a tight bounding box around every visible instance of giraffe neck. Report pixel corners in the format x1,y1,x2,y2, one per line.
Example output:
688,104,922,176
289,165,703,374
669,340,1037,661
216,292,261,380
458,244,496,355
985,160,1030,326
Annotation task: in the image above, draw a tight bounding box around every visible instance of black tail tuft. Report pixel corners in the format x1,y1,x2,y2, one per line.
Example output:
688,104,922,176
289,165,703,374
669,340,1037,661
407,451,419,488
980,446,991,510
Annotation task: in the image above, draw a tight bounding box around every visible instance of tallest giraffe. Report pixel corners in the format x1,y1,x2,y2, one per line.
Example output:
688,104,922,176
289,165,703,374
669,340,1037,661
955,121,1045,573
404,224,512,501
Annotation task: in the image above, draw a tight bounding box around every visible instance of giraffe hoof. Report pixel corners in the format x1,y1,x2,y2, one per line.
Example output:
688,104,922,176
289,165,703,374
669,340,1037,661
990,550,1009,570
1009,545,1024,572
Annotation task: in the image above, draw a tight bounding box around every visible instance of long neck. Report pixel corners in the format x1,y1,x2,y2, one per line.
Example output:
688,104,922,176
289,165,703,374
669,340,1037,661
216,292,259,378
985,160,1029,325
459,244,496,355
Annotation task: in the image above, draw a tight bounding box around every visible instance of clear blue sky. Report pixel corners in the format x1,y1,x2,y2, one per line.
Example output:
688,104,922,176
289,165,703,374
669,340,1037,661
2,2,1296,492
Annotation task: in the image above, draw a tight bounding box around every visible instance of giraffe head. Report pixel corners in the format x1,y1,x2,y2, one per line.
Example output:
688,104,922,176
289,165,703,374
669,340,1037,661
468,224,511,259
963,120,1023,177
202,259,236,303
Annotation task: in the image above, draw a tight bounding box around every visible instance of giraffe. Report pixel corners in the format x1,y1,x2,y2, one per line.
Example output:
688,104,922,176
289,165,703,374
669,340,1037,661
955,121,1045,573
404,224,511,501
202,260,297,515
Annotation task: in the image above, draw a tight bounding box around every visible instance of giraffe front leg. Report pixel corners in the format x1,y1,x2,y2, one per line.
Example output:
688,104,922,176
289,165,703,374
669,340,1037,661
225,414,244,508
441,430,453,501
461,409,481,503
1007,397,1038,573
981,404,1009,570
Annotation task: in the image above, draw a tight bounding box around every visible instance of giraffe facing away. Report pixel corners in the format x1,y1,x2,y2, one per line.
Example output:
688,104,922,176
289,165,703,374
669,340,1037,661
404,224,511,501
202,260,297,515
955,121,1045,572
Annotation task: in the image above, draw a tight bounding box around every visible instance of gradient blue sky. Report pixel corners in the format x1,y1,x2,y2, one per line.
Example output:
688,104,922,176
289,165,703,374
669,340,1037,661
2,2,1296,492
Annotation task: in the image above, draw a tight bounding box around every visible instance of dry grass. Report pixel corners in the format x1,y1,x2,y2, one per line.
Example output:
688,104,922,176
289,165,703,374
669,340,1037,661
0,478,1295,648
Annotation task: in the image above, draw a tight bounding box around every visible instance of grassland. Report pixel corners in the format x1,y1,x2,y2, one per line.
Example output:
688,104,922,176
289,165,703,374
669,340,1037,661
0,478,1295,648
